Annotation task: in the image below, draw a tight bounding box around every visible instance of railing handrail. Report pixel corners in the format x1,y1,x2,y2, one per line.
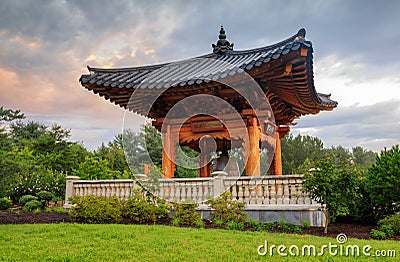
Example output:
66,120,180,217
74,179,135,184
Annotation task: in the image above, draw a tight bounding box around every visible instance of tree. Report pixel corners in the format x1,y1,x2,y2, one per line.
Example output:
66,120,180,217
303,158,360,233
175,146,199,178
365,145,400,218
0,106,25,122
73,157,116,180
352,146,377,170
281,133,324,174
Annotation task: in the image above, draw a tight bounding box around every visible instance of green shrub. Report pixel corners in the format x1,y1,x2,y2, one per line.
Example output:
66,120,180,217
281,224,291,233
378,214,400,235
226,220,237,230
379,225,394,237
23,200,43,211
69,195,122,224
278,219,286,229
0,197,12,210
255,222,275,232
195,219,204,229
122,190,157,224
370,229,386,240
293,226,303,234
172,219,180,227
301,220,310,228
264,222,275,231
19,195,38,207
33,208,41,214
53,207,66,214
156,200,171,219
172,202,200,226
236,221,245,231
208,192,246,224
37,191,54,206
214,219,223,227
254,223,265,232
248,217,259,230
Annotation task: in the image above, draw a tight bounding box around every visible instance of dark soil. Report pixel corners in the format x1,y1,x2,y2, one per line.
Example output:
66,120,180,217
0,210,71,224
1,210,399,241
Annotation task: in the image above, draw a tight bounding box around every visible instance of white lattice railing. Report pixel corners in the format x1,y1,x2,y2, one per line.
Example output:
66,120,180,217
65,175,315,206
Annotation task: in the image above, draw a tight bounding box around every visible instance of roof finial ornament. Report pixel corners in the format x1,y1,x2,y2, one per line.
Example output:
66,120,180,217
212,25,234,54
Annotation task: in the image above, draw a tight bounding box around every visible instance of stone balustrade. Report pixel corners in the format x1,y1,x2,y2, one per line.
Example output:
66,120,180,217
65,174,314,206
64,174,323,226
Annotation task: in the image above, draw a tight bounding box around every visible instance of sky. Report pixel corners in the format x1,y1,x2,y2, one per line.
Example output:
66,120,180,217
0,0,399,152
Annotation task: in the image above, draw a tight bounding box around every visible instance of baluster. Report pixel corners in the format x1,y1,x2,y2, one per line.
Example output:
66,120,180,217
256,180,263,205
101,184,106,198
117,184,122,199
249,180,256,205
296,179,304,204
270,180,276,205
276,179,283,205
283,179,290,205
263,180,270,205
289,179,297,204
237,181,243,202
97,184,102,196
106,183,111,197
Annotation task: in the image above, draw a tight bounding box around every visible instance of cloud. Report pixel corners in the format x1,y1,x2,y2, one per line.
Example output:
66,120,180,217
0,0,399,151
292,100,400,151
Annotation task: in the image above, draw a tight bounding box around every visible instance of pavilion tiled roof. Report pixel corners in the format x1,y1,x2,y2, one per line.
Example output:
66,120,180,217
80,27,337,123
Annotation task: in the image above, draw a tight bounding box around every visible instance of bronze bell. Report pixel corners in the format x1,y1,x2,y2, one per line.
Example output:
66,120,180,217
212,149,229,176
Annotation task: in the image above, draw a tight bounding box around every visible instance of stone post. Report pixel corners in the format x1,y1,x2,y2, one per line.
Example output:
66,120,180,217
213,173,226,198
64,176,80,208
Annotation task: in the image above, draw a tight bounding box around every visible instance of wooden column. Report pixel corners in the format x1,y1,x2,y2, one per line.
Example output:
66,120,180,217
274,131,283,176
269,126,290,176
199,136,213,177
245,116,260,176
162,124,176,178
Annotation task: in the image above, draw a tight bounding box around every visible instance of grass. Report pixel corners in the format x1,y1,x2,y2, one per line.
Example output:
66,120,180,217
0,224,399,261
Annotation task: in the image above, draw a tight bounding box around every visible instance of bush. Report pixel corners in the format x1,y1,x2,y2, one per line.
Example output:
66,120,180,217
156,200,171,219
37,191,54,206
293,226,303,234
195,219,204,228
23,200,43,211
226,221,237,230
0,197,12,210
301,220,310,228
236,221,245,231
122,189,157,224
378,214,400,235
172,202,200,226
248,217,259,230
370,229,386,240
19,195,38,207
208,192,246,224
172,219,180,227
379,225,394,238
214,219,223,227
69,195,122,224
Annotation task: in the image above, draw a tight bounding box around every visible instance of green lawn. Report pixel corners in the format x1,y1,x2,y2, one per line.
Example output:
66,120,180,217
0,224,399,261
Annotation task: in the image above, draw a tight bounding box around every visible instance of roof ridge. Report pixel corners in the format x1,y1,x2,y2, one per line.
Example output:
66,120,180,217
86,28,307,73
221,28,307,56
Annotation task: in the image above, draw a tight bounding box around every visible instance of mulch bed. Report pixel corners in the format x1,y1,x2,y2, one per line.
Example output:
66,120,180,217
1,210,399,241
